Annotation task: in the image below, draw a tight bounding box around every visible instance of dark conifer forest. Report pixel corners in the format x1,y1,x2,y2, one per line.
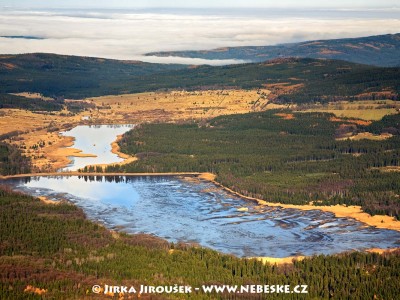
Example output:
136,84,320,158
0,142,31,175
1,187,400,299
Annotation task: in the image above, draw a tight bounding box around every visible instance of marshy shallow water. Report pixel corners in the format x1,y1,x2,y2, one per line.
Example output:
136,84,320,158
3,175,400,258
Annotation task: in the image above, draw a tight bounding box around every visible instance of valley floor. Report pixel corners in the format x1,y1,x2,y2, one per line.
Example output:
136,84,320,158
1,90,400,236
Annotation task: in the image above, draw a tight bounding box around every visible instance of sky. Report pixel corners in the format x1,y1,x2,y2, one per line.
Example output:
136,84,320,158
2,0,399,9
0,1,399,64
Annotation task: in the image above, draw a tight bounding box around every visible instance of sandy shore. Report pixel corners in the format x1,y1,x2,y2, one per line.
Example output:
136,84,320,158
365,247,400,255
37,196,62,205
253,256,305,265
260,203,400,232
111,135,130,159
198,173,400,232
253,247,400,265
107,134,138,166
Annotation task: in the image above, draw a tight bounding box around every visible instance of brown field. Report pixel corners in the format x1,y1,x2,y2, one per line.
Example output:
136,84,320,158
275,113,295,120
11,92,54,101
372,166,400,172
0,109,79,134
319,49,342,55
0,62,17,70
300,100,400,121
0,108,85,172
337,132,393,141
263,82,304,102
329,116,372,126
84,89,274,123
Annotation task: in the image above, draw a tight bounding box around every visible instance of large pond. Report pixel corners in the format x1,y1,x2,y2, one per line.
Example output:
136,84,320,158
60,124,134,171
3,175,400,258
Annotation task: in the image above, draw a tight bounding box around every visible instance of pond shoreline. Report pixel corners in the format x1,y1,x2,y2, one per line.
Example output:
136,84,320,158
2,171,400,263
201,173,400,233
2,171,400,233
57,124,135,171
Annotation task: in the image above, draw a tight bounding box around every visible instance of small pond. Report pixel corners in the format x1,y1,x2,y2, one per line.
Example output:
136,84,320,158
60,124,134,171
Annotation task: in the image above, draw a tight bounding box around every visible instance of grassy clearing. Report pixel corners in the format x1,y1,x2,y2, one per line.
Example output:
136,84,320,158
86,89,276,123
300,100,400,121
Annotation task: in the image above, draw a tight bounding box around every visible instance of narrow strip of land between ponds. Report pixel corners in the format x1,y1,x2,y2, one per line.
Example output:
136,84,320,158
0,171,204,179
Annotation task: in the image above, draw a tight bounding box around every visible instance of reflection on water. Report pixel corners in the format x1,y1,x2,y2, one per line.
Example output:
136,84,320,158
3,175,400,258
60,124,134,171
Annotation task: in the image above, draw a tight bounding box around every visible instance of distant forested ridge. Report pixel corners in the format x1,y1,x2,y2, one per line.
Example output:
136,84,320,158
0,54,399,104
147,33,400,67
110,111,400,219
0,94,64,111
1,187,400,299
0,53,186,99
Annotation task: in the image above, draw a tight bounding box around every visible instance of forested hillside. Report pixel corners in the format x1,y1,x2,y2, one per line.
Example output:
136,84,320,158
0,142,31,175
147,33,400,67
0,187,399,299
0,94,64,111
1,54,399,104
0,53,186,98
110,110,400,219
0,93,97,113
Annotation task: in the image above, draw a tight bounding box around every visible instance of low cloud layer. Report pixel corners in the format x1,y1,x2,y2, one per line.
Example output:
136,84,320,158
0,9,399,65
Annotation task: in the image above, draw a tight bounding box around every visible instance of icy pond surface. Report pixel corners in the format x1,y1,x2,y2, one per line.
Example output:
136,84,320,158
3,175,400,258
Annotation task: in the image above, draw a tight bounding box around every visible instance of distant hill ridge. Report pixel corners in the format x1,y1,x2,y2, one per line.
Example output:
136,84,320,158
0,53,399,104
145,33,400,67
